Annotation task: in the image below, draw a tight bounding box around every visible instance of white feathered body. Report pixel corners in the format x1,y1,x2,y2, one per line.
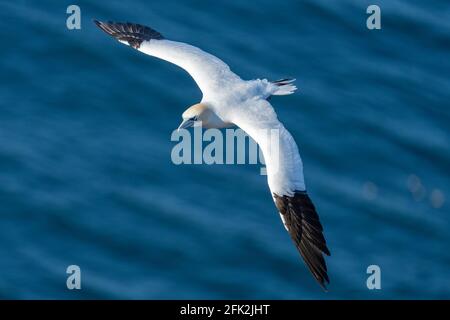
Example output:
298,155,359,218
139,39,305,195
94,21,330,288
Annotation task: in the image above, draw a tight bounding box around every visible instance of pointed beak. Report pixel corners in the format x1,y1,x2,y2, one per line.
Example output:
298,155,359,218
177,119,194,132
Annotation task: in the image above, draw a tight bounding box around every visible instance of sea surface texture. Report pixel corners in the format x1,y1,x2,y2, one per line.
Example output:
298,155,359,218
0,0,449,299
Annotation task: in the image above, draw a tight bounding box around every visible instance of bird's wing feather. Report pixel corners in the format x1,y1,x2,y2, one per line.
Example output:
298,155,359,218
94,21,242,98
230,99,304,195
232,99,330,289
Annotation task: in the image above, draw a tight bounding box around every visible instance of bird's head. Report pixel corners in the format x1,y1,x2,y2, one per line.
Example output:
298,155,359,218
177,103,210,131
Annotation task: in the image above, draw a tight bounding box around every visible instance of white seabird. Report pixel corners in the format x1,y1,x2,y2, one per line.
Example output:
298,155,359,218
94,20,330,289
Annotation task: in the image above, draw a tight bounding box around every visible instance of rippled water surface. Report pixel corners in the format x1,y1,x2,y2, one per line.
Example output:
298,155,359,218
0,0,449,299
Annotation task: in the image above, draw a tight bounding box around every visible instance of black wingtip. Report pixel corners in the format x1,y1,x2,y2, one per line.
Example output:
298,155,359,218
93,20,164,49
274,191,330,290
317,271,330,292
93,19,113,37
93,20,110,37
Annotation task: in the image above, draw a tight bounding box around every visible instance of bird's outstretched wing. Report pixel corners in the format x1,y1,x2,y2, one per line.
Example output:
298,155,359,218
94,20,242,98
232,99,330,289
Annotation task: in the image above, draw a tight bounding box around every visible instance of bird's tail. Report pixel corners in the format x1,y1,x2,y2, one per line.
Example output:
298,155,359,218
271,78,297,95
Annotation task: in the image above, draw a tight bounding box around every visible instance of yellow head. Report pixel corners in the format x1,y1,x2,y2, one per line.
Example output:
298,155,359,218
177,103,210,130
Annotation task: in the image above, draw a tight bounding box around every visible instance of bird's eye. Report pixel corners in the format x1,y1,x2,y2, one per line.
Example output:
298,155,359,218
190,116,198,121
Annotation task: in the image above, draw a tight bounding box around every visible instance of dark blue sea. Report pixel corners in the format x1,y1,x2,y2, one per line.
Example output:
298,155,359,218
0,0,449,299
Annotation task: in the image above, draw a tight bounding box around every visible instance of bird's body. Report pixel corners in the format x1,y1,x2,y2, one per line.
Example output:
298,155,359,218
94,20,330,289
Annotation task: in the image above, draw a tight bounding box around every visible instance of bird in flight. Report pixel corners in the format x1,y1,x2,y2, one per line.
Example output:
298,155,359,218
94,20,330,289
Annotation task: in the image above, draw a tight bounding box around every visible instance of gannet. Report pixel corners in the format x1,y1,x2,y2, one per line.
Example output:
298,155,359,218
94,20,330,289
